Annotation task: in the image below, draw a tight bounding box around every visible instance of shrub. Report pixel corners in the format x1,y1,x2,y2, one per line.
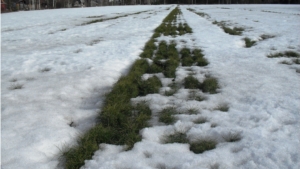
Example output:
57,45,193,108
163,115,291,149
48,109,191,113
200,78,219,94
190,140,217,154
184,76,200,89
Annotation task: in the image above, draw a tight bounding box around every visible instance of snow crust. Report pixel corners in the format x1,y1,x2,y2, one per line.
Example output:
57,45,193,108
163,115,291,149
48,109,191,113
1,4,300,169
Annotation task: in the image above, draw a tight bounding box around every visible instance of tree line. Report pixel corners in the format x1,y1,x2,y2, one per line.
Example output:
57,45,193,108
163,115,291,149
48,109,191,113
3,0,300,12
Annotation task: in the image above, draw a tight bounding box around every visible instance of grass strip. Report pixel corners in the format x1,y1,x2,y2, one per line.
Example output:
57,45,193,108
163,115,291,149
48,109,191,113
63,7,181,169
83,11,148,25
267,51,300,58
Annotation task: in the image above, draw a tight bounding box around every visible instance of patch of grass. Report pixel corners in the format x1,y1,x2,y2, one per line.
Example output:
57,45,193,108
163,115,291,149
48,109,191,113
215,104,229,112
193,117,207,124
156,41,168,59
200,77,219,94
138,76,162,96
267,51,300,58
213,20,244,35
222,132,242,142
260,34,275,40
140,39,157,59
193,49,204,58
293,59,300,64
165,82,180,96
88,39,101,46
190,140,217,154
187,8,210,18
244,37,256,48
147,62,164,73
163,132,188,144
189,90,205,101
187,108,199,114
211,123,217,128
195,57,209,67
280,60,292,65
39,67,51,72
222,26,244,35
9,83,23,90
163,59,179,78
63,58,152,168
159,107,177,124
184,76,200,89
83,11,148,25
180,48,194,66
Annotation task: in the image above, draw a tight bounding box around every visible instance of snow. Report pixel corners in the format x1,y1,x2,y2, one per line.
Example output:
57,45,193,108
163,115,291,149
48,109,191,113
2,4,300,169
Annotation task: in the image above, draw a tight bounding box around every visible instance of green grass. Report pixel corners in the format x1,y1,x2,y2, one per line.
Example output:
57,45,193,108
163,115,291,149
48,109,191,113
244,37,256,48
159,107,177,124
163,132,189,144
83,11,148,25
213,21,244,35
189,90,205,101
165,82,180,96
222,132,242,142
267,51,300,58
63,58,152,169
190,140,217,154
9,83,23,90
184,76,200,89
222,26,244,35
193,117,207,124
187,8,210,18
163,59,180,78
215,104,229,112
138,76,162,96
180,48,193,66
139,39,157,59
293,59,300,64
196,57,209,67
260,34,275,40
200,77,219,94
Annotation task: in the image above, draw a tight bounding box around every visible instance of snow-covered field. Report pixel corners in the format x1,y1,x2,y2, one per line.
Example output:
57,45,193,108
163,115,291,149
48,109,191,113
1,4,300,169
